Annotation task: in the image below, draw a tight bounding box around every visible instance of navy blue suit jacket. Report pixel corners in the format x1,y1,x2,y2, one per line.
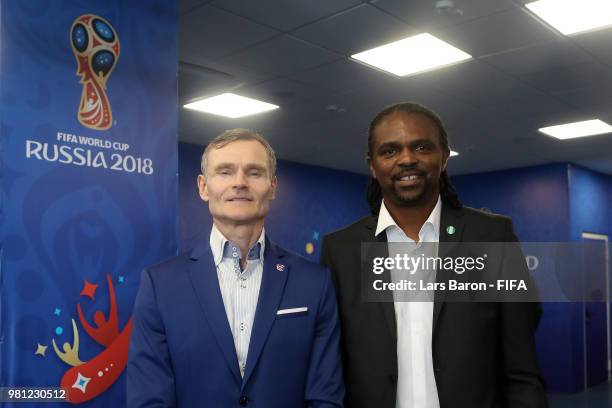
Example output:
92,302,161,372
127,239,344,407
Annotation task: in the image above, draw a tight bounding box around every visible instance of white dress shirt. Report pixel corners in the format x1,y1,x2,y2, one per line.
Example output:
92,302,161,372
210,224,265,377
375,197,442,408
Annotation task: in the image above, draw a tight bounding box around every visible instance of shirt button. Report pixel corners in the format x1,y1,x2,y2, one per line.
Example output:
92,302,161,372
240,323,245,331
240,282,247,289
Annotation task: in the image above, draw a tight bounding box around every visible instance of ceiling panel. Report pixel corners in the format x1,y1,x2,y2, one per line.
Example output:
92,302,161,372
572,27,612,67
371,0,517,30
180,103,287,144
444,109,524,144
482,39,592,76
179,5,279,62
220,34,340,77
408,59,514,95
237,78,334,105
502,107,590,133
434,7,559,57
409,61,575,118
554,83,612,113
329,78,450,120
182,59,272,84
178,0,612,176
211,0,361,31
179,70,235,104
274,119,371,174
292,4,416,55
518,61,612,95
178,60,273,104
481,91,574,118
288,58,396,93
574,157,612,175
179,0,209,15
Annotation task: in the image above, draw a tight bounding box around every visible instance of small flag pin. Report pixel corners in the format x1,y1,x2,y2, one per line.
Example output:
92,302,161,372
276,264,285,272
446,225,456,235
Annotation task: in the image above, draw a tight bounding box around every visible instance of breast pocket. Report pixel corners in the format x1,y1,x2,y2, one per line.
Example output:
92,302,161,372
276,306,309,319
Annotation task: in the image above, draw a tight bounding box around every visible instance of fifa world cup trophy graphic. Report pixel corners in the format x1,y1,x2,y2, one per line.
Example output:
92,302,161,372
70,15,120,131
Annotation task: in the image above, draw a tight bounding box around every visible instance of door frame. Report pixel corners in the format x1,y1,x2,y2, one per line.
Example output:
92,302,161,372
581,232,610,388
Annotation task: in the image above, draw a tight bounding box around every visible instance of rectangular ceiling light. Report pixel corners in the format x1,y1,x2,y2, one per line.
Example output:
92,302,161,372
450,150,459,157
184,93,279,118
526,0,612,35
538,119,612,140
351,33,471,77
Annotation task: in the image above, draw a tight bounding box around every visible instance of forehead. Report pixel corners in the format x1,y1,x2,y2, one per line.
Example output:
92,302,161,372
207,140,268,166
372,112,440,143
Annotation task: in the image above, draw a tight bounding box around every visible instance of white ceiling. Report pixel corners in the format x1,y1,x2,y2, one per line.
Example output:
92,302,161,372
178,0,612,176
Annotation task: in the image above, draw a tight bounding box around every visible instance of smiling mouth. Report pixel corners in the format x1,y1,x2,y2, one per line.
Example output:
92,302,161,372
227,197,253,202
394,173,424,187
398,175,421,181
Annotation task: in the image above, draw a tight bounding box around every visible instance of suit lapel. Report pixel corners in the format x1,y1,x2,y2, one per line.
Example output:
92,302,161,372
433,203,466,333
187,243,242,382
364,216,398,351
242,240,288,387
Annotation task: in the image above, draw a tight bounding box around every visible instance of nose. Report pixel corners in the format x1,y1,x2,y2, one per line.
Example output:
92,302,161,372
232,169,248,189
396,147,418,167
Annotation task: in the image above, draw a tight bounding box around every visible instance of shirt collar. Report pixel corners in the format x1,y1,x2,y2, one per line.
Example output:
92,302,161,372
209,224,266,266
375,196,442,242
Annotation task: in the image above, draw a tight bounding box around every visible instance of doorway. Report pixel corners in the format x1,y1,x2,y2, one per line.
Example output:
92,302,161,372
582,232,610,389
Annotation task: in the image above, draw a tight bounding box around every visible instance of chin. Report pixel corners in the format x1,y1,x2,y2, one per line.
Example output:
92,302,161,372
393,192,432,207
227,213,257,223
393,188,425,203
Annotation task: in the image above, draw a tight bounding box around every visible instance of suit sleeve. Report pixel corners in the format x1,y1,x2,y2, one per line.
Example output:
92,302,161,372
304,267,345,408
127,269,177,408
320,237,333,277
320,237,341,295
500,219,548,408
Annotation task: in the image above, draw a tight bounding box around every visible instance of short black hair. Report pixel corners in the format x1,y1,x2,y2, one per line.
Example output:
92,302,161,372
366,101,462,214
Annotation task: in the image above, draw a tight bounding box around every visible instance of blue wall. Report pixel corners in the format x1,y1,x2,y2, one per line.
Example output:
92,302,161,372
453,164,575,391
452,163,570,242
567,164,612,392
453,163,612,392
568,164,611,240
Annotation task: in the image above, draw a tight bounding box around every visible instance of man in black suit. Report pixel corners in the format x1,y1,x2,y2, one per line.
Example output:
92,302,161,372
321,102,547,408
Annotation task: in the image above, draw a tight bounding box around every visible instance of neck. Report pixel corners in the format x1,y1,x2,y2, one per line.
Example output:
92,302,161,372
214,219,264,266
384,193,439,241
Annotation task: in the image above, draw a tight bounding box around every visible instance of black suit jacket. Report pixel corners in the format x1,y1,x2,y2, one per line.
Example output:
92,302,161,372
320,203,547,408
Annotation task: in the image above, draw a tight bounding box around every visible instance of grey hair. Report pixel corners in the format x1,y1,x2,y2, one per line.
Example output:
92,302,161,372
200,128,277,179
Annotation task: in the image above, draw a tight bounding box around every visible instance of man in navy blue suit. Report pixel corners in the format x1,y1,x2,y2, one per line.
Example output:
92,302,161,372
128,128,344,407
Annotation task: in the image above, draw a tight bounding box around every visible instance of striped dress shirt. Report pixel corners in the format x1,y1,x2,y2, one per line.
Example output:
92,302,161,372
210,225,265,377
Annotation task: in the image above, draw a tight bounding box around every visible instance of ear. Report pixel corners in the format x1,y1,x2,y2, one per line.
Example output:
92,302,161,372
442,151,450,172
269,176,278,201
368,157,378,180
197,174,209,202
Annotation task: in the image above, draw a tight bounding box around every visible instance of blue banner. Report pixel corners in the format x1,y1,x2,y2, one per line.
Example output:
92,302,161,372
0,1,177,406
